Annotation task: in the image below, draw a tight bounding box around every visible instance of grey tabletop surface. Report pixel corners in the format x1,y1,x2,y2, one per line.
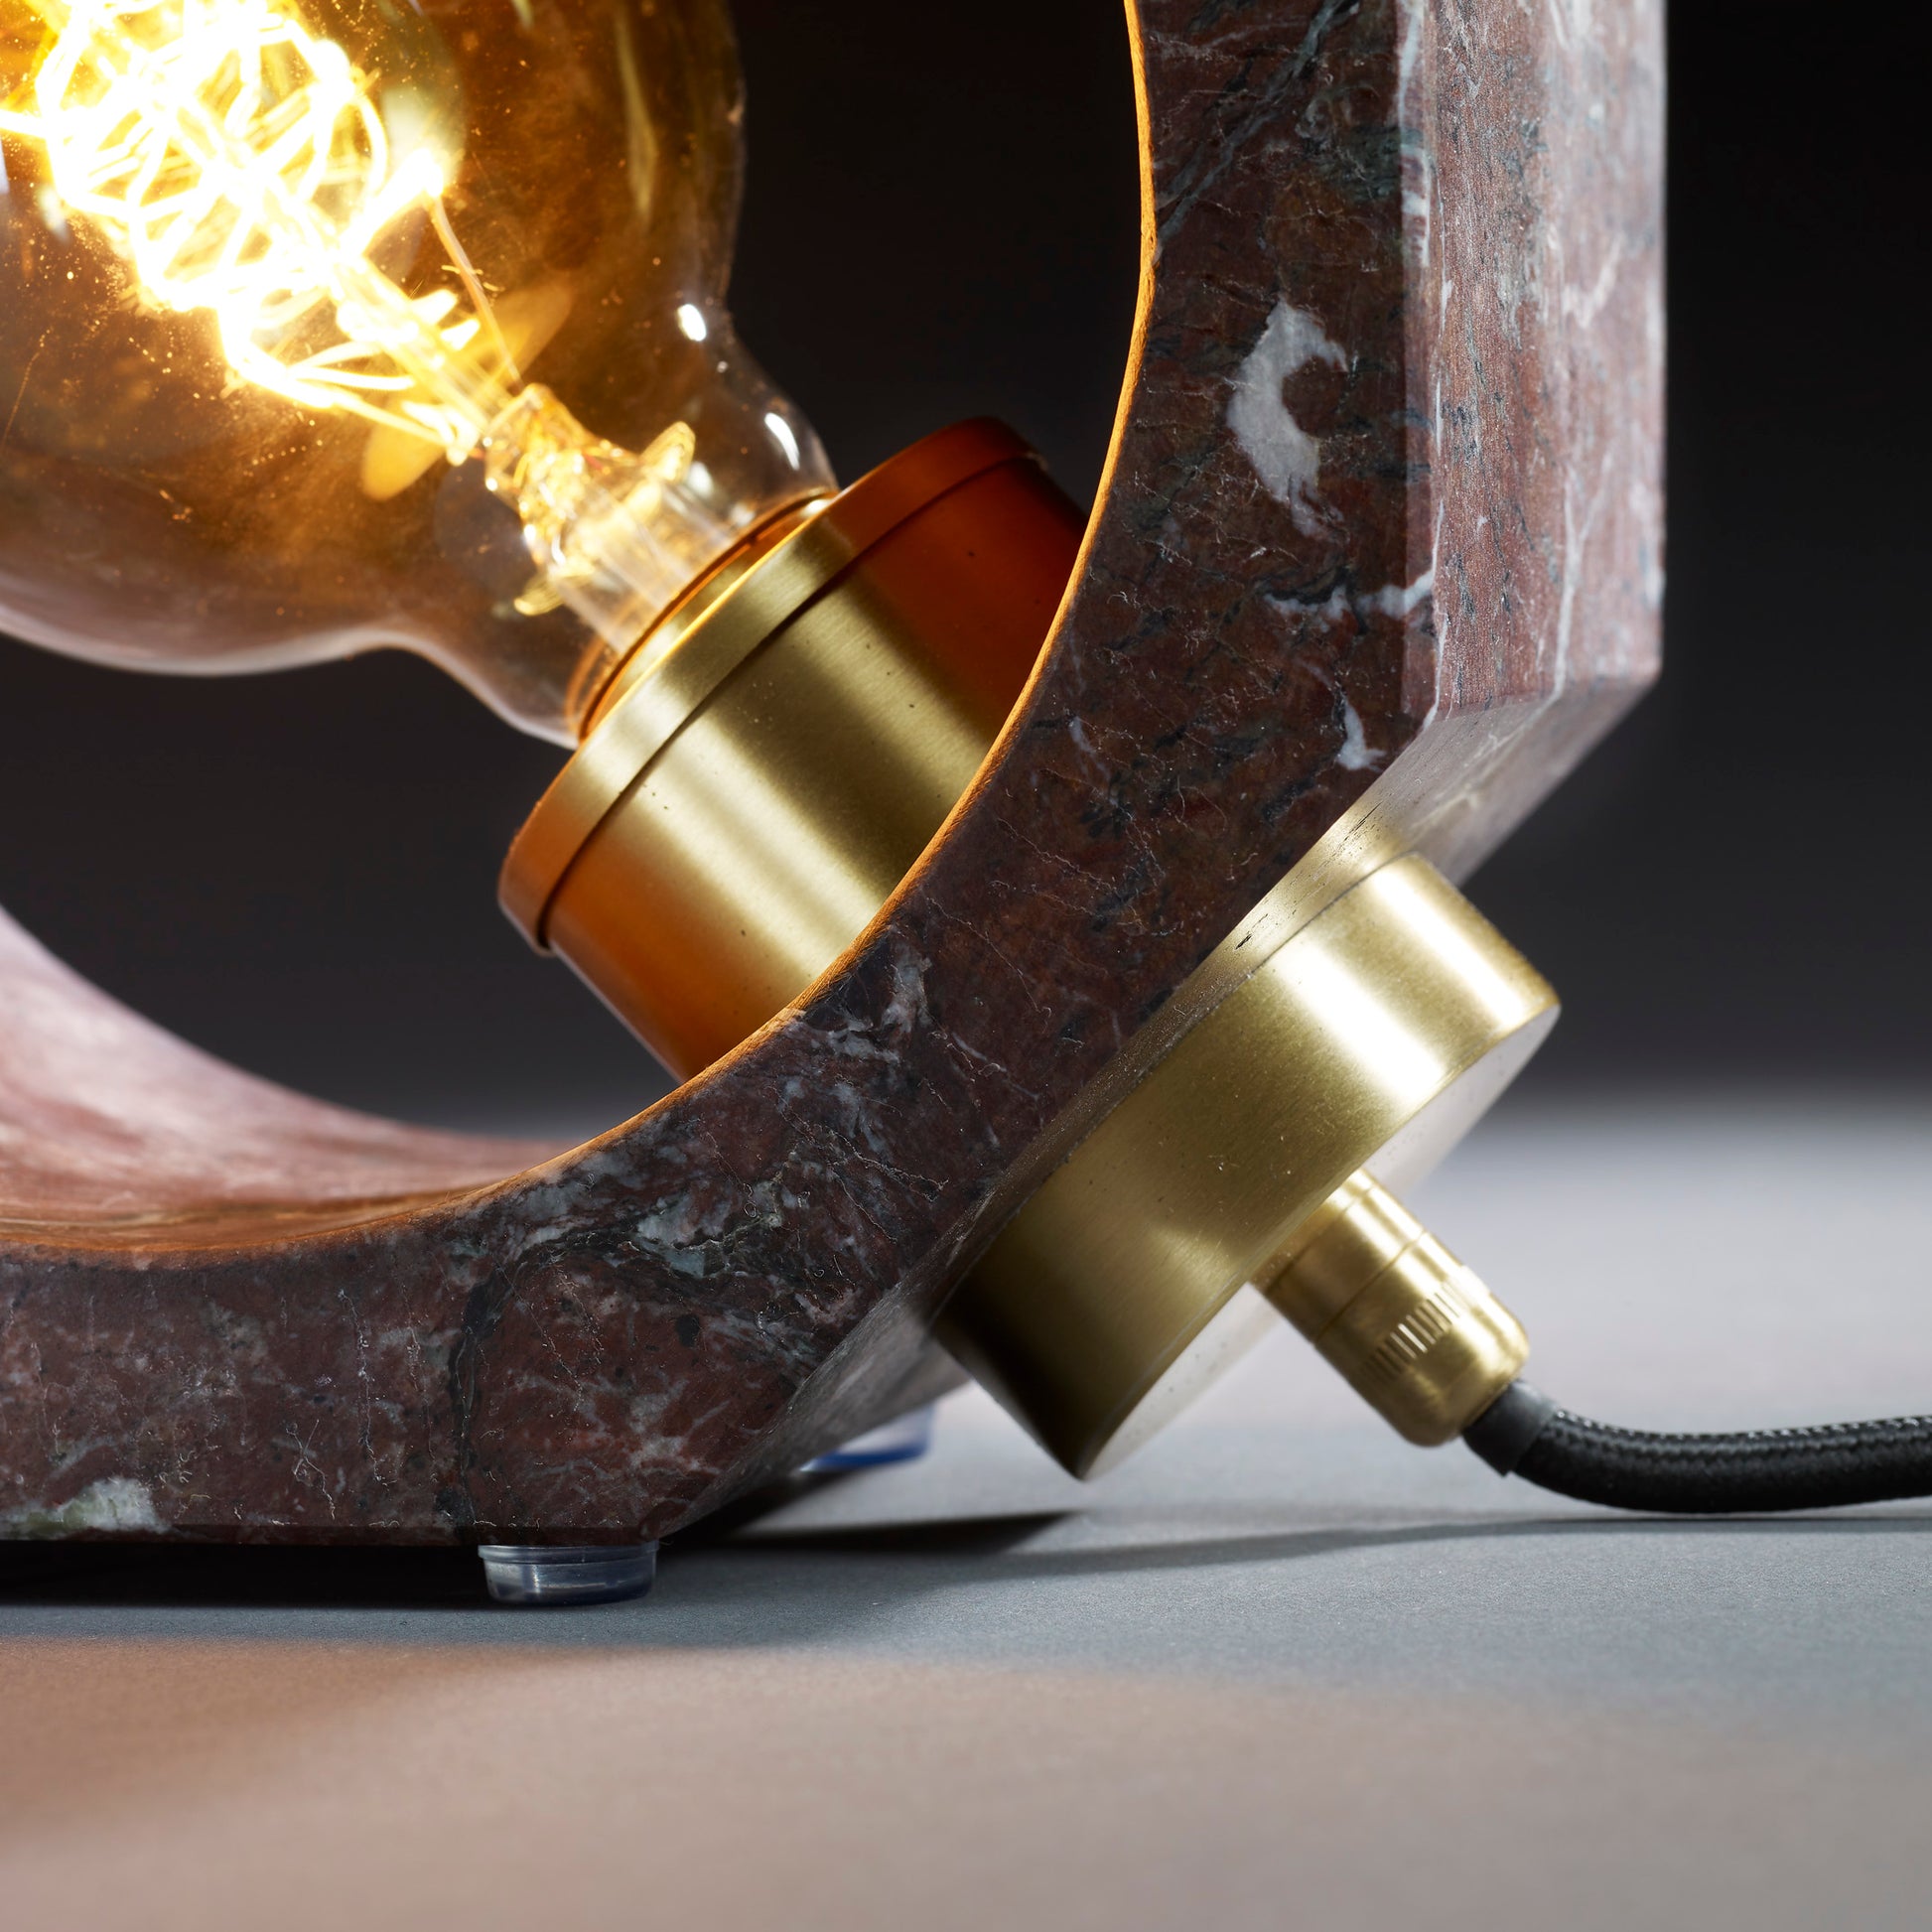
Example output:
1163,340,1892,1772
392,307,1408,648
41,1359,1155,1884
4,1095,1929,1930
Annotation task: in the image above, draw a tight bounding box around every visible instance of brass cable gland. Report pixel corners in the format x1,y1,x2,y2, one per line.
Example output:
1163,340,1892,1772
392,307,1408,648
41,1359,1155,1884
500,421,1547,1476
1262,1171,1528,1448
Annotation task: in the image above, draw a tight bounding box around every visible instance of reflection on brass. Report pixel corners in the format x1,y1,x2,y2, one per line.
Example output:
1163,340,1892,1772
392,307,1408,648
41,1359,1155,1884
500,420,1084,1076
938,857,1556,1476
1262,1171,1528,1445
502,422,1557,1481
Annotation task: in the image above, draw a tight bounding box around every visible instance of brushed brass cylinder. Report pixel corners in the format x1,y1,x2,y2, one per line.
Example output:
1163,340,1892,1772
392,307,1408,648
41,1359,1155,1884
938,858,1555,1475
500,420,1083,1077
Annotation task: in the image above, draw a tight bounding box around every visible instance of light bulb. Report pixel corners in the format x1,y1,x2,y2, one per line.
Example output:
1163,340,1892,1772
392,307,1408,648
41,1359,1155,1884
0,0,832,742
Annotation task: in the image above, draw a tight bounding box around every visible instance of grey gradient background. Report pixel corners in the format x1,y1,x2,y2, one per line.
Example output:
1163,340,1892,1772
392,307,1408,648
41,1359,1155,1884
0,0,1924,1134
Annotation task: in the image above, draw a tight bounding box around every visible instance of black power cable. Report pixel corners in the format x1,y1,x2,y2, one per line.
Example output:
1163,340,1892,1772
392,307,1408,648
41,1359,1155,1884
1464,1380,1932,1514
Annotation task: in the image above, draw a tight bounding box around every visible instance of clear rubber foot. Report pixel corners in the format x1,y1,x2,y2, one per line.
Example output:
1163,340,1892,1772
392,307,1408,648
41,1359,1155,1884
478,1541,658,1606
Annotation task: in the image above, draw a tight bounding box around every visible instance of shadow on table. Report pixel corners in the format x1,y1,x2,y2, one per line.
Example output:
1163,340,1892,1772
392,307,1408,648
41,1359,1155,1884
672,1504,1932,1588
0,1469,854,1612
0,1540,489,1611
2,1495,1926,1627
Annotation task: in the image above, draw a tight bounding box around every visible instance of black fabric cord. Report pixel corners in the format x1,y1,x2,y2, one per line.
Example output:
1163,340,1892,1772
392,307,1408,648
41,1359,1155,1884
1463,1379,1932,1514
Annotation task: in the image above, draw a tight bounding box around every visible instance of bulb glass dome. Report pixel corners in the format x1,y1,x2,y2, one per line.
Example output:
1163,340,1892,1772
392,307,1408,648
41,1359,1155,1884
0,0,832,741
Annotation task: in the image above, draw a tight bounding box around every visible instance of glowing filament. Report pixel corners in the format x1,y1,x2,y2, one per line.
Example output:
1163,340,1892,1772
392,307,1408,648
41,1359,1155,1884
1,0,506,450
1,0,725,660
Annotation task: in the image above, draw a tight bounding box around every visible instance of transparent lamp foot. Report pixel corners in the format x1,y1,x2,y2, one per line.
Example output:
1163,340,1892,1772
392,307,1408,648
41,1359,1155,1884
478,1542,658,1606
477,1406,936,1606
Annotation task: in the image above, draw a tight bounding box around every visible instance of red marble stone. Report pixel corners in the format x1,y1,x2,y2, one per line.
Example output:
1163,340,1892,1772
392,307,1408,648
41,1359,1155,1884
0,0,1662,1544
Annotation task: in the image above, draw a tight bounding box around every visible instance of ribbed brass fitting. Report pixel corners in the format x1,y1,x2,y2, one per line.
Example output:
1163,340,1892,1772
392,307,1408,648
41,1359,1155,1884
1262,1171,1528,1445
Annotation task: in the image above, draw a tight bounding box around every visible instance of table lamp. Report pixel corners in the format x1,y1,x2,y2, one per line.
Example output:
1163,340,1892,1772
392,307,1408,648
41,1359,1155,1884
4,0,1920,1606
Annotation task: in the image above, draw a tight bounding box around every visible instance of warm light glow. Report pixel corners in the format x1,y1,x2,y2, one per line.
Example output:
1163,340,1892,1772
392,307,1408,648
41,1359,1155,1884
0,0,509,451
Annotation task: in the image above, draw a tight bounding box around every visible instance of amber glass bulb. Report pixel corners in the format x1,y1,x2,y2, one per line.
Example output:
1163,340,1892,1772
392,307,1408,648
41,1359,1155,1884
0,0,832,742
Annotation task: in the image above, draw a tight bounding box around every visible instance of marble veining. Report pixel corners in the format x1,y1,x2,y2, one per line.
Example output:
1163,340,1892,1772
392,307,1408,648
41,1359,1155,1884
1227,299,1352,537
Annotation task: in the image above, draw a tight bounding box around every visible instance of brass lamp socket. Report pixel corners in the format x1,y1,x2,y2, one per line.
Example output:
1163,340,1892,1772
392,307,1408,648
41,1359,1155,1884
500,418,1085,1077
